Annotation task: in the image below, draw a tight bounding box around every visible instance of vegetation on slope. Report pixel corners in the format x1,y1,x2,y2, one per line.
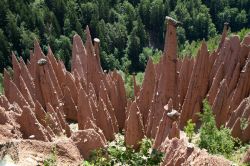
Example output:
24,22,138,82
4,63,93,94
184,99,250,165
83,134,163,166
179,28,250,58
198,99,235,157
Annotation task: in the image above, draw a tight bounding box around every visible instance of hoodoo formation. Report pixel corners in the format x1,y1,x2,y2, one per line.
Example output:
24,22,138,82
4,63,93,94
0,17,250,165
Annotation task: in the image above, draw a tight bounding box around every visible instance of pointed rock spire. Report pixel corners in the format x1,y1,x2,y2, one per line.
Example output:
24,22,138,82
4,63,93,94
180,42,210,128
17,106,49,141
99,81,119,132
125,101,144,149
62,86,78,121
96,98,115,140
137,58,155,126
3,69,11,99
19,76,35,108
153,99,180,149
218,22,229,49
77,88,95,130
12,53,21,89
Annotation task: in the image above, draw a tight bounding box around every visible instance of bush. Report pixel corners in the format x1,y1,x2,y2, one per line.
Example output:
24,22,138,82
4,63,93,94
184,119,196,142
198,99,235,156
83,134,163,166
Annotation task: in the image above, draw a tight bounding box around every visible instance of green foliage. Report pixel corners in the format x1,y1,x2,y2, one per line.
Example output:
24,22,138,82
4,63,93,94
124,75,134,99
135,72,144,87
179,28,250,59
54,35,72,69
170,0,217,43
126,19,149,73
0,0,249,72
227,144,250,166
198,99,235,157
140,47,162,64
120,70,144,99
233,28,250,41
179,34,221,58
184,119,196,142
83,134,163,166
179,40,201,58
0,29,10,70
202,0,249,31
240,118,249,131
149,0,165,44
43,146,57,166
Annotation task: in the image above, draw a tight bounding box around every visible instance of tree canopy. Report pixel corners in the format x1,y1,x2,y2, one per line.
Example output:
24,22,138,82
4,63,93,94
0,0,249,73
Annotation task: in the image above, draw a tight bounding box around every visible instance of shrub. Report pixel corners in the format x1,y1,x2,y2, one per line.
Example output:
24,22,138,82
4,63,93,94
44,146,57,166
198,99,235,156
184,119,196,142
83,134,163,166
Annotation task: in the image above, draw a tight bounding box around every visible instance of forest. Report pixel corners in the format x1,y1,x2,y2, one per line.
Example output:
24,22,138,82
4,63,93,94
0,0,249,73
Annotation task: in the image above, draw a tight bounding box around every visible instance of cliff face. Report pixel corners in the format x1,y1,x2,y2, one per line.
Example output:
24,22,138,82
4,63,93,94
0,17,249,165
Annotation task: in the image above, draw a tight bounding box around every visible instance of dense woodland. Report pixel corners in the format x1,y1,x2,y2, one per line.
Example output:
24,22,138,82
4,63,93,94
0,0,249,73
